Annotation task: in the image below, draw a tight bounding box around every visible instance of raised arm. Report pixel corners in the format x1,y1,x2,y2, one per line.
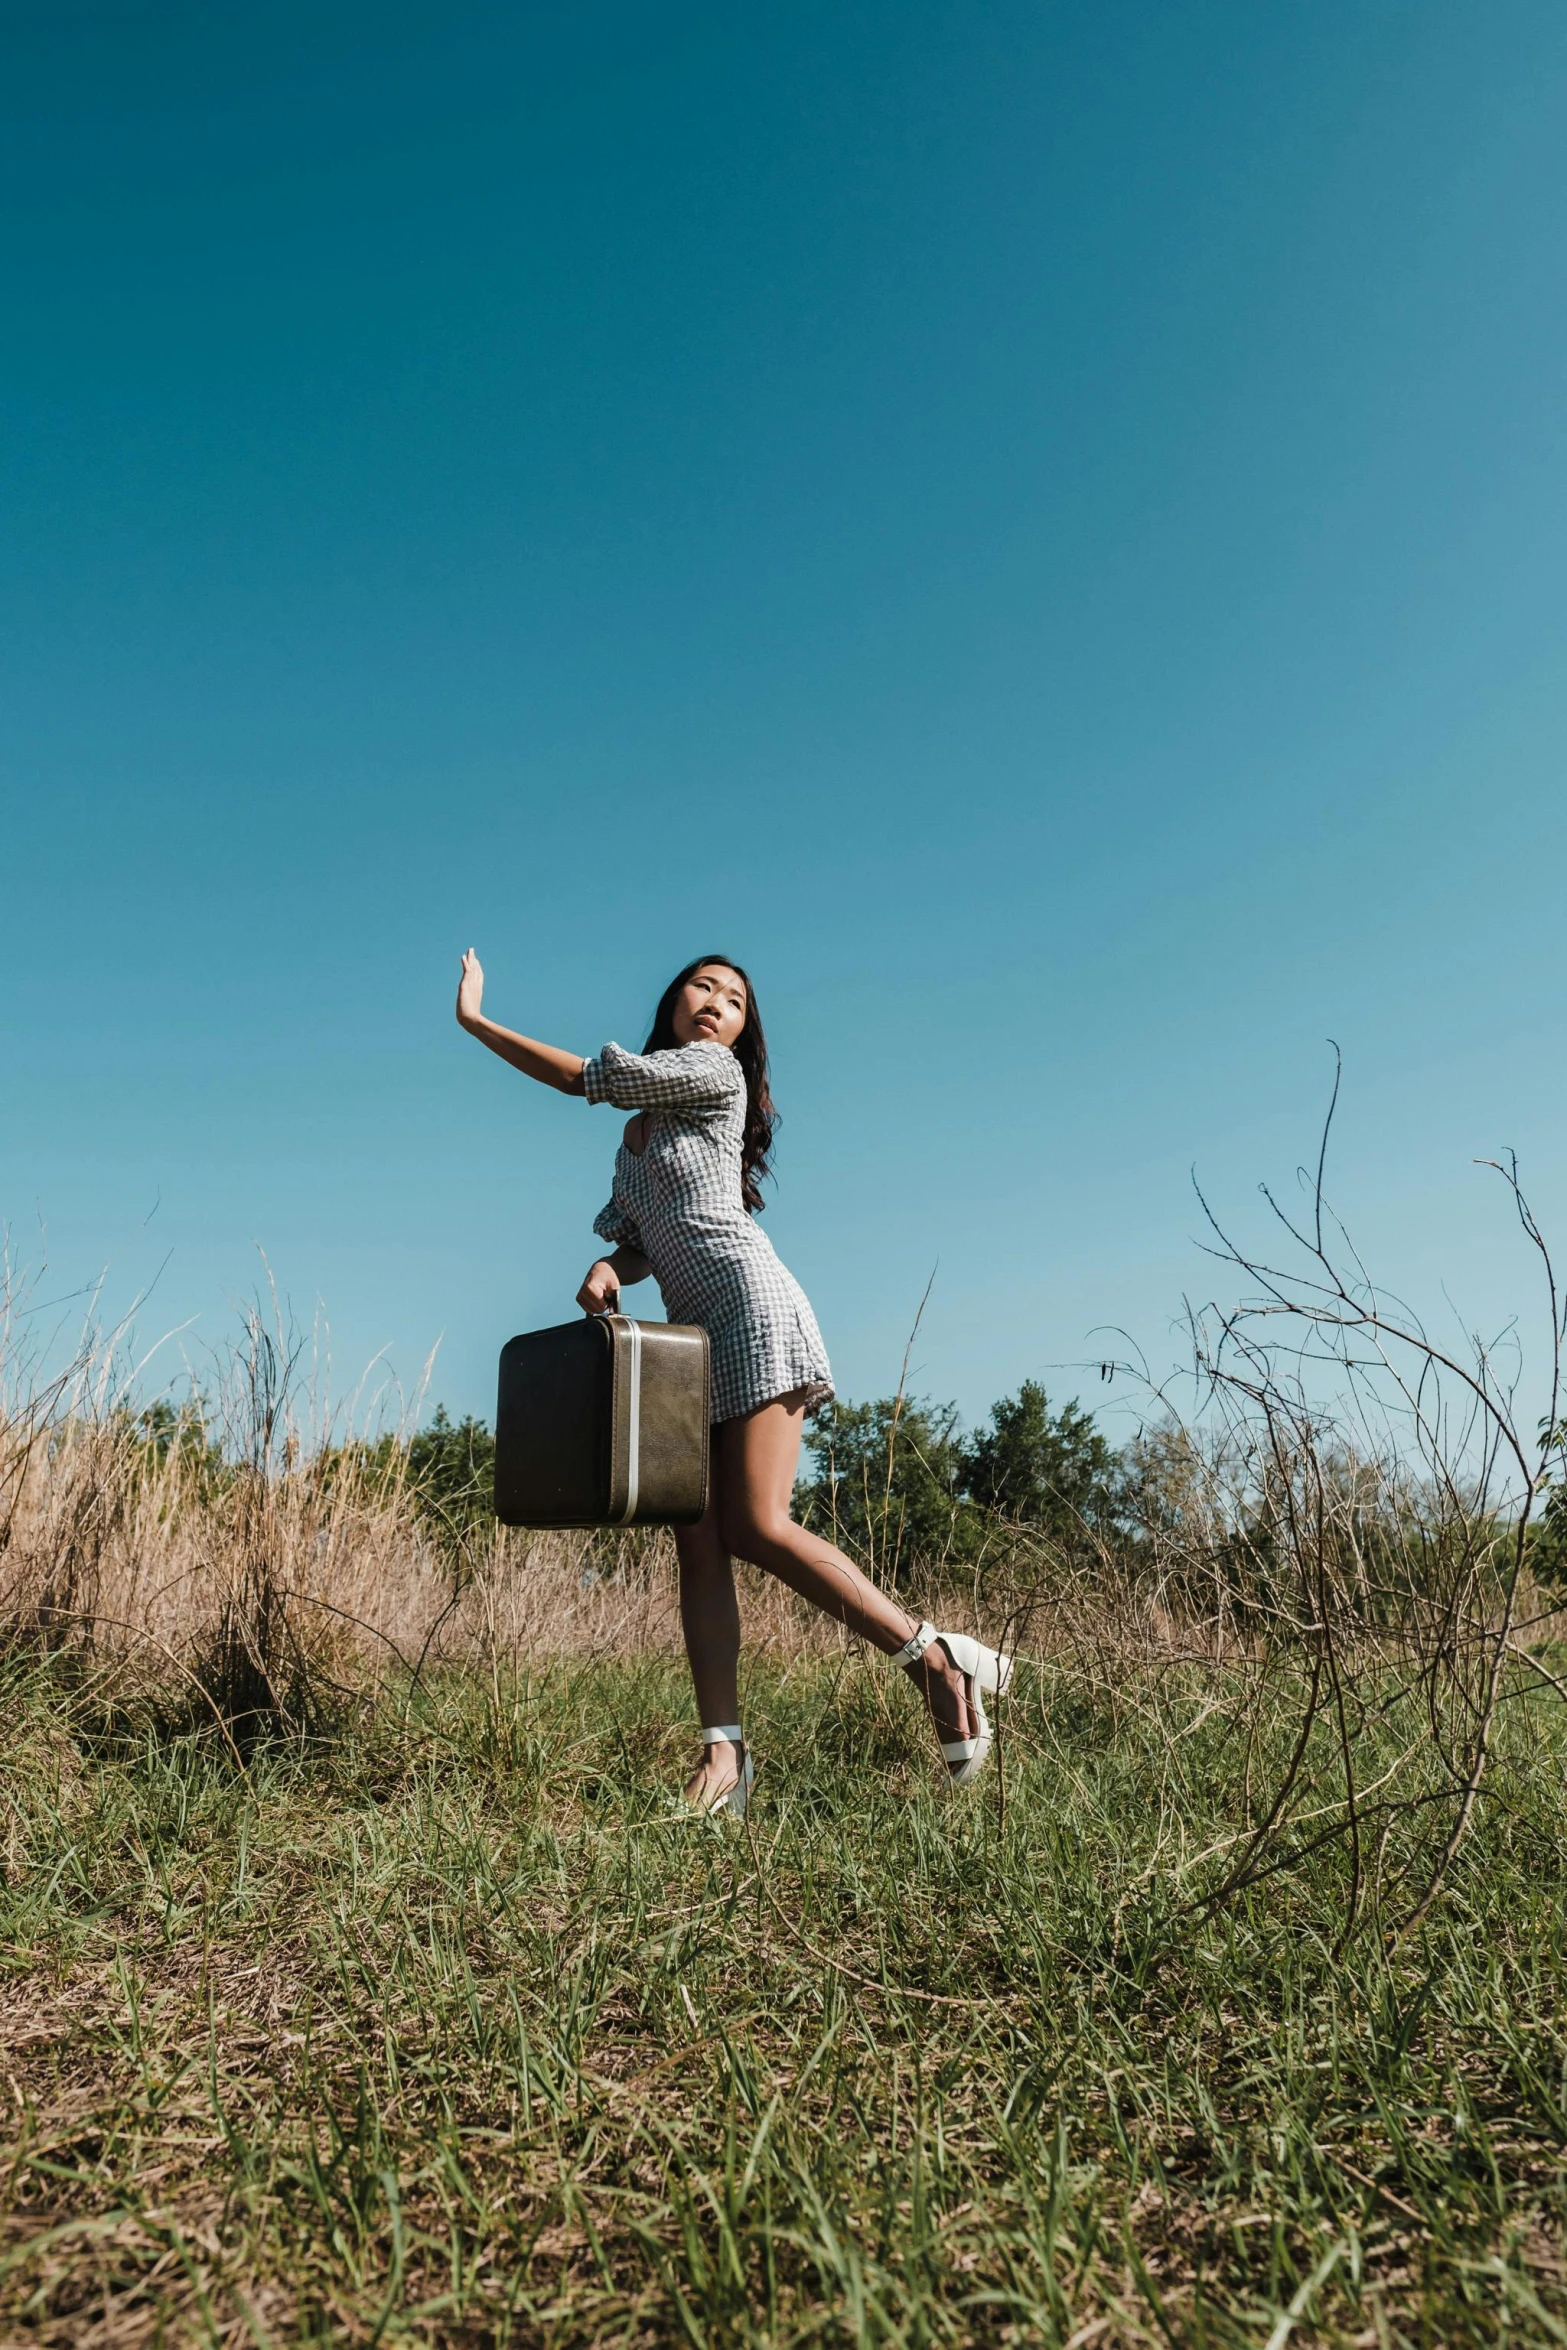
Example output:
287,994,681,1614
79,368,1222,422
455,950,586,1095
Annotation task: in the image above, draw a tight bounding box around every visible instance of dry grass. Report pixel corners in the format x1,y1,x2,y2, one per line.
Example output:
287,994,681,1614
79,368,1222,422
0,1296,850,1721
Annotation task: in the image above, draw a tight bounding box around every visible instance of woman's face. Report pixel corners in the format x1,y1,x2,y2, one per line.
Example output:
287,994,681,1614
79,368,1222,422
671,964,748,1050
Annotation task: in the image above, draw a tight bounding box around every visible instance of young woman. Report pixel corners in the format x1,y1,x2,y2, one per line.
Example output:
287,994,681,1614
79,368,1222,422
456,948,1010,1814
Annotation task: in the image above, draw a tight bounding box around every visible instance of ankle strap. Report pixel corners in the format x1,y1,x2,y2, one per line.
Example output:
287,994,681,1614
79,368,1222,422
702,1724,744,1746
891,1621,938,1668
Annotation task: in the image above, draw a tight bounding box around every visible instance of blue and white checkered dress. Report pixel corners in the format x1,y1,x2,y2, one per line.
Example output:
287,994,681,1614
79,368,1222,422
584,1040,834,1424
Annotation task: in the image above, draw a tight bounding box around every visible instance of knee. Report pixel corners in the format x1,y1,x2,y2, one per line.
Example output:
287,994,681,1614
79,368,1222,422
718,1500,793,1566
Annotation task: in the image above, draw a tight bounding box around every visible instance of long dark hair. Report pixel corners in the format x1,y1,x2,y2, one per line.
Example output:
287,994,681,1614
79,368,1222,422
643,954,776,1213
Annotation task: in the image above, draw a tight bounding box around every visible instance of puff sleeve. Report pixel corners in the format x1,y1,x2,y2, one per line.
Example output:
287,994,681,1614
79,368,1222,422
592,1196,646,1254
581,1040,744,1113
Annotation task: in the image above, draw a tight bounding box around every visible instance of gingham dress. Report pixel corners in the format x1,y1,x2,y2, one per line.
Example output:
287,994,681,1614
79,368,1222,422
583,1040,834,1424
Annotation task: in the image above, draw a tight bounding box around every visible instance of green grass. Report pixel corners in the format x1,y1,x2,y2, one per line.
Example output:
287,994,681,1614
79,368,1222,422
3,1647,1566,2346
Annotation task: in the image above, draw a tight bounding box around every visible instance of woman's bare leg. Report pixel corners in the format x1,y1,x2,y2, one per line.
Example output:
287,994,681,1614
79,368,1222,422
715,1394,974,1749
673,1487,743,1805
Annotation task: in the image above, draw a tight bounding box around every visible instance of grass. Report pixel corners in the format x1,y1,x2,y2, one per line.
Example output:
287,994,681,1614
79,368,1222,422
3,1641,1566,2347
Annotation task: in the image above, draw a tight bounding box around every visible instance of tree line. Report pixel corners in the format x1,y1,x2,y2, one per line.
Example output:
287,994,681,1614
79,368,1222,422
125,1380,1567,1592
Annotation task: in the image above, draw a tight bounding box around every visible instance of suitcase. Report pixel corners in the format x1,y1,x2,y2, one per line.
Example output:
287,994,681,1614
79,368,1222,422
494,1314,711,1528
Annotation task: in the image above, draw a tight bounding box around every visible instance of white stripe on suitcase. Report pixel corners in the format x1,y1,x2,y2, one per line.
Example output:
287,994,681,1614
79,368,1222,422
612,1317,642,1524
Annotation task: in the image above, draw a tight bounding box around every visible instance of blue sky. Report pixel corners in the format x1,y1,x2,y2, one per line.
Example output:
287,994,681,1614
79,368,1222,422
5,1,1566,1436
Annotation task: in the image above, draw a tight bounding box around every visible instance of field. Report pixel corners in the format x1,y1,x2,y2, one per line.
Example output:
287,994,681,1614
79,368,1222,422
4,1620,1567,2347
7,1192,1567,2347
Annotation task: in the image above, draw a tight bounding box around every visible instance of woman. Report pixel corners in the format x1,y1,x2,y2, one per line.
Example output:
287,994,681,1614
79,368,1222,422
456,948,1010,1814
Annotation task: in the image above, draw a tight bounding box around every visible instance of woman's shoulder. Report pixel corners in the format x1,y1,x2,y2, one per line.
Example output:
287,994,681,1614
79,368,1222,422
679,1039,745,1080
599,1037,740,1075
632,1038,745,1091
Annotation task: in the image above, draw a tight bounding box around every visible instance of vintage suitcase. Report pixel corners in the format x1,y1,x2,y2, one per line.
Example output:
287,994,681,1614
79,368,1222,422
494,1314,710,1528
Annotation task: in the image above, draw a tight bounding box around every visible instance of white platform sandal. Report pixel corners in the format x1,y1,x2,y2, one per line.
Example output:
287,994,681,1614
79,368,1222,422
893,1622,1012,1786
695,1725,754,1819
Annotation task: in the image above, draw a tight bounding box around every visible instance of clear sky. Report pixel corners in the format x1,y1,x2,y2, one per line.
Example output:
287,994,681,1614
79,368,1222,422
5,1,1567,1437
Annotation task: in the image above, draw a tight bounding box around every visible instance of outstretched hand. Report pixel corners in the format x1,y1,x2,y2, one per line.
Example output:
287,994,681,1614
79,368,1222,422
456,948,484,1027
452,961,588,1095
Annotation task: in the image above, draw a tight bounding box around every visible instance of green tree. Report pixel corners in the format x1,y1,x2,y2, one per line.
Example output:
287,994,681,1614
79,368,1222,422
961,1381,1116,1541
797,1396,980,1579
128,1395,229,1496
1528,1415,1567,1593
406,1406,496,1549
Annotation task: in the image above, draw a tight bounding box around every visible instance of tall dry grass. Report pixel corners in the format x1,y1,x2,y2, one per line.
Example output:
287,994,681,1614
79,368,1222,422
0,1282,853,1737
